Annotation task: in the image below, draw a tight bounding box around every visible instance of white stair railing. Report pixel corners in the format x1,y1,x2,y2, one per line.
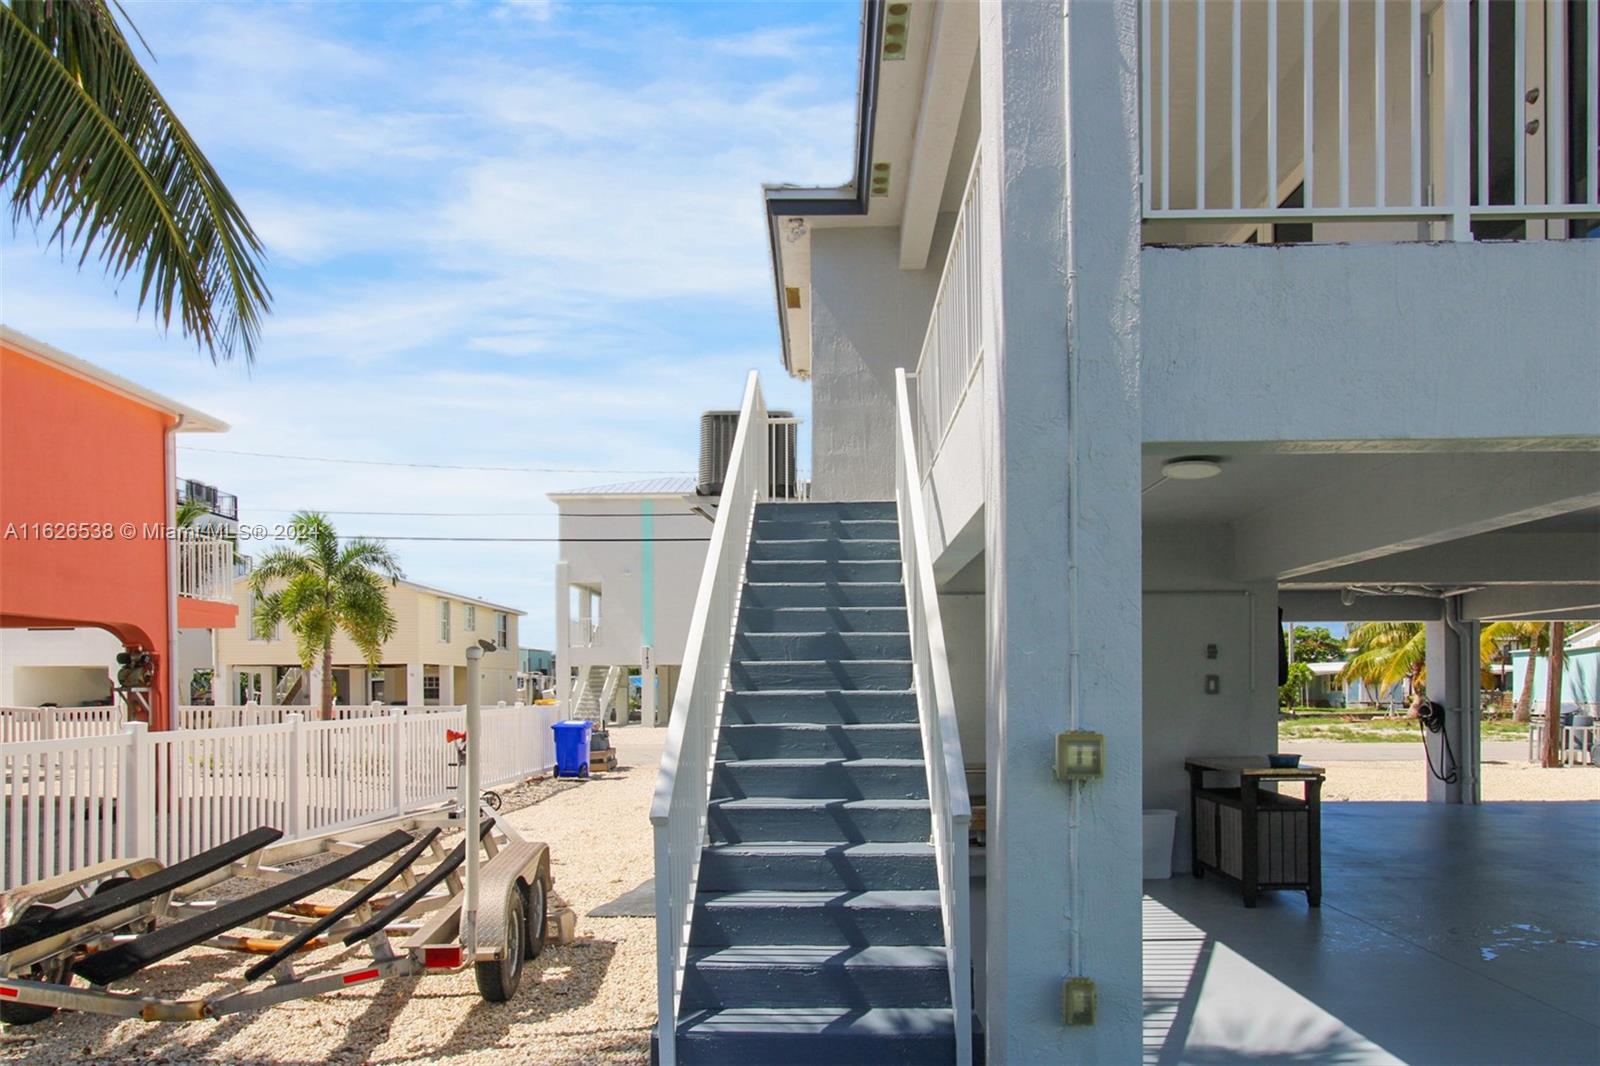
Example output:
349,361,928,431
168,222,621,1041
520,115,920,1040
894,367,973,1066
650,370,769,1066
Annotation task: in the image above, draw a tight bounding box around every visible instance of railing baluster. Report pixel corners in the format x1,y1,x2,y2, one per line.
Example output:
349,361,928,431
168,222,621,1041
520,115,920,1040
1197,0,1208,209
1375,0,1387,207
1478,0,1490,206
1143,0,1153,214
1411,0,1422,206
1591,0,1598,206
1515,0,1527,206
1339,0,1350,207
1304,0,1315,208
1232,0,1242,209
1268,0,1279,206
1162,0,1172,209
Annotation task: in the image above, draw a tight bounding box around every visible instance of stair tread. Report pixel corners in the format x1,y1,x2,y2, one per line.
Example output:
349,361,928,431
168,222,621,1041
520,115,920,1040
709,797,929,810
676,1005,955,1035
686,944,948,968
720,722,919,732
697,890,941,908
714,757,925,769
702,842,933,857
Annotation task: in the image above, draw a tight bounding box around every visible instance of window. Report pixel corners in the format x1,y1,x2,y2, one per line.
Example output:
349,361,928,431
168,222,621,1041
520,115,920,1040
423,673,440,700
439,598,451,642
465,604,477,631
497,613,509,650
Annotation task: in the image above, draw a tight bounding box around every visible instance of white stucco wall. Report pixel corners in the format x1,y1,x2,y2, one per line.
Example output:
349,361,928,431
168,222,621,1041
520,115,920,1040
808,220,951,501
1142,240,1600,446
556,495,709,669
0,628,120,706
1142,525,1280,870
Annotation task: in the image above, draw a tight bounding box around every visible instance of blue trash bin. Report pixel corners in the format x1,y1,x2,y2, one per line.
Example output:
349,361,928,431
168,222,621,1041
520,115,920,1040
553,720,593,778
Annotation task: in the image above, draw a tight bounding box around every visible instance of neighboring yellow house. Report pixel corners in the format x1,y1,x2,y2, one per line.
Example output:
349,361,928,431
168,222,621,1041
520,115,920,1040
213,577,524,707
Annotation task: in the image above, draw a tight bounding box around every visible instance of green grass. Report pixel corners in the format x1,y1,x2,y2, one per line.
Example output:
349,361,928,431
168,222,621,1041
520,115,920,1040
1278,713,1529,744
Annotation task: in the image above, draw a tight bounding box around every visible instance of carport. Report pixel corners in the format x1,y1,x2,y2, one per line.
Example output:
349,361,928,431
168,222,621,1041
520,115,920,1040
1140,441,1600,1063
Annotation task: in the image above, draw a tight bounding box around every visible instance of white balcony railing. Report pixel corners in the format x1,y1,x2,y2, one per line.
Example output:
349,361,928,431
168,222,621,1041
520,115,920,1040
1141,0,1600,239
569,617,600,648
894,368,974,1066
176,530,234,602
912,149,984,475
651,371,770,1066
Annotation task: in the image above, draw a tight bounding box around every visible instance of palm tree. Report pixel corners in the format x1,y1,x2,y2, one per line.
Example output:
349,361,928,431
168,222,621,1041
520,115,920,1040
248,513,403,720
1480,621,1550,723
2,0,270,362
1338,622,1426,708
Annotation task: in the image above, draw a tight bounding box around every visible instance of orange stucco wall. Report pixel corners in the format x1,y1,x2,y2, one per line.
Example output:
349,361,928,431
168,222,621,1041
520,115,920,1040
0,341,175,727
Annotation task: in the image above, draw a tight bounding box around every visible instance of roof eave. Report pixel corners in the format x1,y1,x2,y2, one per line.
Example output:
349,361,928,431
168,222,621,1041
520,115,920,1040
763,0,885,379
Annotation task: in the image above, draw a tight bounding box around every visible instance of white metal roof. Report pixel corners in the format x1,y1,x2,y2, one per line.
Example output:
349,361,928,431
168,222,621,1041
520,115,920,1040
548,476,700,499
1306,661,1347,676
1568,623,1600,648
1,325,229,432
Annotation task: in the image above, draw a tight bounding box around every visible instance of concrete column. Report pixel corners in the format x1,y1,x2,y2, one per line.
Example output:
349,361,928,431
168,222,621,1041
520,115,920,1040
640,646,656,728
439,664,455,707
1424,607,1480,804
613,672,630,726
979,1,1143,1060
406,663,424,705
553,557,572,704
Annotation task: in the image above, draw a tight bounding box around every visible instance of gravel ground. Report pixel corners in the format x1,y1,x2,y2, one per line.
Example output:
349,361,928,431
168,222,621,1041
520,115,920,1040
1319,754,1600,802
3,727,667,1066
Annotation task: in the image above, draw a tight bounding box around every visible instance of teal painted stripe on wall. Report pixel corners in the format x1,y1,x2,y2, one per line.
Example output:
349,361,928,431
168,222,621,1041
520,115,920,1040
641,500,655,648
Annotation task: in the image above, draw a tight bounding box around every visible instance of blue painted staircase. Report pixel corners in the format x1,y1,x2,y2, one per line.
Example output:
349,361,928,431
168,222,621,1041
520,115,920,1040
664,501,963,1065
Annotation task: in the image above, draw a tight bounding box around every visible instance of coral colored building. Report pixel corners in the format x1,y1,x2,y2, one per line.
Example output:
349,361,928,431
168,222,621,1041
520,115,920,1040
0,327,235,730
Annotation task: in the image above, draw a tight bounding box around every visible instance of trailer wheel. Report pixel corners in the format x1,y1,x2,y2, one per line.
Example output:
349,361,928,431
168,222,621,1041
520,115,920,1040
525,877,548,959
474,884,527,1002
0,906,69,1025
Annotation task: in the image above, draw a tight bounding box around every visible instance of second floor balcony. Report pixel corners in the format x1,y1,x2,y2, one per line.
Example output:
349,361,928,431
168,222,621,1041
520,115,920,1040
176,529,235,603
1140,0,1599,244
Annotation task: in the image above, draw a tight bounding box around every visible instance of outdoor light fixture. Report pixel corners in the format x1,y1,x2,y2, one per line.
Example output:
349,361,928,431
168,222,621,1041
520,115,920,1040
1159,457,1222,480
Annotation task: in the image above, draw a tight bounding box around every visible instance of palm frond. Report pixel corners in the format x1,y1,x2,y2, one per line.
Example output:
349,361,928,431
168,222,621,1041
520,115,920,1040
1,0,270,362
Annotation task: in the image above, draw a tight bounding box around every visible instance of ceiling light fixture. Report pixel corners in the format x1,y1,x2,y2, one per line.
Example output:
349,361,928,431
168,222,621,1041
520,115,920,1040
1159,457,1223,480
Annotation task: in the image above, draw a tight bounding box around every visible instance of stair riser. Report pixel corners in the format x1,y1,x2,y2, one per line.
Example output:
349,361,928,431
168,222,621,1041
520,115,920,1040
697,849,937,892
738,607,907,634
742,583,905,609
734,632,911,661
731,660,912,691
671,1030,956,1066
747,560,903,583
754,519,899,541
681,963,951,1011
689,902,942,947
721,692,917,725
717,725,922,761
749,539,901,562
712,762,928,801
755,502,896,521
708,804,932,845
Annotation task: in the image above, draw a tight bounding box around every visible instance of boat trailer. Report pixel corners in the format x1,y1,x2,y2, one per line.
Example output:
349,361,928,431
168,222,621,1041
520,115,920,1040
0,647,565,1024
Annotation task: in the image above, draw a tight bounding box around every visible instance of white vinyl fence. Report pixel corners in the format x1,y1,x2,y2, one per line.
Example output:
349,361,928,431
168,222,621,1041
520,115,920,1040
2,703,562,891
2,703,479,741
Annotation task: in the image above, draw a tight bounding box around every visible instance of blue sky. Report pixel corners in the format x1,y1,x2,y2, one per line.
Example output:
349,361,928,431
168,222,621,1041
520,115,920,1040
2,0,861,647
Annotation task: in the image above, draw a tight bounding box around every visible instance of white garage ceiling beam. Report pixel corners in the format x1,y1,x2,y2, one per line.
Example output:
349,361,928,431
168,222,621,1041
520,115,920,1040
1278,589,1444,622
898,0,978,271
1460,585,1600,621
1233,453,1600,579
1297,532,1600,587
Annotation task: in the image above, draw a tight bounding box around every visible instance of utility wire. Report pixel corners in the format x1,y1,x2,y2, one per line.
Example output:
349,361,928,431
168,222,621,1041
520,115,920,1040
180,445,690,476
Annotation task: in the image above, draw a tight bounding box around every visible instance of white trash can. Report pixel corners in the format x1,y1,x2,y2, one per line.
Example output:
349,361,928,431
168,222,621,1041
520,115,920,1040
1143,809,1178,880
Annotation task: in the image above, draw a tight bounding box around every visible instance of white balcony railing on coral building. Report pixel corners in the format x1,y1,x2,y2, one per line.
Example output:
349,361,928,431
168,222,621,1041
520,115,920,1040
1140,0,1600,240
176,529,234,602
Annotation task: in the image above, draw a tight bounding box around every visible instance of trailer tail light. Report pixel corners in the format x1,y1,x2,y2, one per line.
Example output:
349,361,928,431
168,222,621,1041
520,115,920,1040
0,987,18,998
343,968,381,985
423,946,463,970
